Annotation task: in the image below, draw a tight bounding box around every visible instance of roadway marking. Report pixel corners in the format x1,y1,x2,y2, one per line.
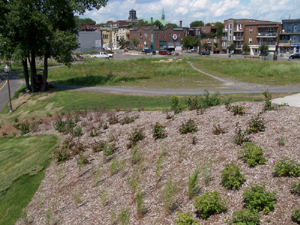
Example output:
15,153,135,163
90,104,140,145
0,74,7,91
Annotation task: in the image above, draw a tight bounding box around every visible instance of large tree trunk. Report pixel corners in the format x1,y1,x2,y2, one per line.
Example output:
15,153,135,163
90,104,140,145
22,58,30,91
40,55,48,92
30,51,37,92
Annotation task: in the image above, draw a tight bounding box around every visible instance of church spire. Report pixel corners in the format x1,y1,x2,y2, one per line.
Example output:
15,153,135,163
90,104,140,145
161,7,165,20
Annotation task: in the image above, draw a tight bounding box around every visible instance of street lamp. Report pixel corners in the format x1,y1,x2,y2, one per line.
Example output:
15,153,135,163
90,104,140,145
4,65,13,113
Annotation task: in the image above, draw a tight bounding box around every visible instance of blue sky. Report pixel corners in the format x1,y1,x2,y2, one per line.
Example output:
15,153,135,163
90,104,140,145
80,0,299,27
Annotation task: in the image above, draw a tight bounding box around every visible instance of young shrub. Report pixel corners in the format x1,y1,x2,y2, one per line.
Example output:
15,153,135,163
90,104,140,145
103,142,116,162
120,115,137,125
153,122,166,139
201,160,213,186
127,170,140,204
246,114,265,134
131,145,141,165
273,157,300,177
213,124,226,135
171,95,183,114
110,157,119,176
179,118,198,134
125,106,132,113
156,144,167,185
2,132,7,137
239,142,266,167
162,176,178,216
46,112,52,117
221,162,246,190
278,136,285,146
130,128,144,142
14,118,19,123
20,120,30,135
74,126,82,137
242,183,277,213
77,154,89,168
224,97,232,111
263,90,274,111
200,90,221,109
292,209,300,223
92,141,106,153
193,191,226,219
136,192,144,219
188,169,200,199
291,181,300,196
225,209,260,225
234,125,250,145
107,113,119,124
230,105,245,116
175,212,201,225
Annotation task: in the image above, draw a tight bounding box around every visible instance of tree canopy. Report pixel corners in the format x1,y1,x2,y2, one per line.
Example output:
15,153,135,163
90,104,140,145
190,20,204,27
182,36,200,49
76,16,96,25
0,0,108,92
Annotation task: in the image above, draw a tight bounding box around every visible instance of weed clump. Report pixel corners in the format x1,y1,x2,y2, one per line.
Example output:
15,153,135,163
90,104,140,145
242,183,277,213
179,119,197,134
239,142,266,167
213,124,226,135
221,163,246,190
292,209,300,223
273,157,300,177
193,191,226,219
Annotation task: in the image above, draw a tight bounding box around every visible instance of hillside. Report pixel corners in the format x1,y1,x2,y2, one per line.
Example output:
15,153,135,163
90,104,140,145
15,101,300,225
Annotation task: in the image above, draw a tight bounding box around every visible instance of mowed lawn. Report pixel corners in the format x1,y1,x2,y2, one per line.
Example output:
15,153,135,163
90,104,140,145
0,135,59,225
188,57,300,85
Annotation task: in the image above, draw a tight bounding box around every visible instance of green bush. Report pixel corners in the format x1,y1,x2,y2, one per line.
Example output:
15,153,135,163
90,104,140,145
234,126,250,145
273,157,300,177
179,119,198,134
20,121,30,135
220,163,246,190
175,212,201,225
153,122,166,139
242,183,277,213
193,192,226,219
291,181,300,196
225,209,260,225
230,105,245,116
130,128,144,142
246,115,265,134
200,90,221,109
292,209,300,223
171,95,183,114
239,143,266,167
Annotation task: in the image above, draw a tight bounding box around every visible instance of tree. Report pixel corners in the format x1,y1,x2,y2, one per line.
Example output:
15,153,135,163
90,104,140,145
165,23,178,28
182,36,200,49
132,38,139,49
243,43,250,53
202,42,209,51
205,23,212,26
153,20,164,30
229,43,236,51
0,0,108,92
190,20,204,27
214,42,219,49
118,36,126,49
214,22,224,37
259,44,269,55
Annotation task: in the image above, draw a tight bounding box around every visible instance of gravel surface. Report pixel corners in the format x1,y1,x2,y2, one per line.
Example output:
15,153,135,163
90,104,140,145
15,102,300,225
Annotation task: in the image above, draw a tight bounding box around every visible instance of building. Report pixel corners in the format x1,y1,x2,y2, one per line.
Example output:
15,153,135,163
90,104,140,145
129,21,189,51
223,18,281,55
139,8,169,26
279,19,300,55
74,30,102,52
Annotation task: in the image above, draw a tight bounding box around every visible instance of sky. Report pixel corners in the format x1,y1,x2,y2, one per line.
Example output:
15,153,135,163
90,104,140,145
80,0,299,27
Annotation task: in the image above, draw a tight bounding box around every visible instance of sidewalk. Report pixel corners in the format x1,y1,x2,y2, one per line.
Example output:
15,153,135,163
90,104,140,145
272,93,300,107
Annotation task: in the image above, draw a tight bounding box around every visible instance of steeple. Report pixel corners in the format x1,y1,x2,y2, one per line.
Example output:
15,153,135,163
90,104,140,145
161,7,165,20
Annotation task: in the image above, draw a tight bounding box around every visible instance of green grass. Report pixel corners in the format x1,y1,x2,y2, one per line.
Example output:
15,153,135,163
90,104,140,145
189,57,300,85
0,135,59,225
47,57,221,89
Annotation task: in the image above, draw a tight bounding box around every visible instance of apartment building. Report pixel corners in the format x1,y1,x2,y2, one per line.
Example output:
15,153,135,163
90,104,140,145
223,19,281,55
279,19,300,55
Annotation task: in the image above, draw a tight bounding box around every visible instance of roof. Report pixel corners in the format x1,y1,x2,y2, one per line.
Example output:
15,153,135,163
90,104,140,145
139,18,169,26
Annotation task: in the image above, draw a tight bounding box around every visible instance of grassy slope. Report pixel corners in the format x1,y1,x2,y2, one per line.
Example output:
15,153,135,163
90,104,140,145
0,135,59,225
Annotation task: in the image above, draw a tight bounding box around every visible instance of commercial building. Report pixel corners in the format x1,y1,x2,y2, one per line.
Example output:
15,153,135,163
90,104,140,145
279,19,300,56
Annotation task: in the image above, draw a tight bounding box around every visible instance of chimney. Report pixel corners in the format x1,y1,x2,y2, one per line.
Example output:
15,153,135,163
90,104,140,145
180,21,182,28
151,17,153,23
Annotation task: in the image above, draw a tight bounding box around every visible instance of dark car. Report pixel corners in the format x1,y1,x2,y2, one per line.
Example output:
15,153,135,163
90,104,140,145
200,51,210,55
289,53,300,59
159,50,171,55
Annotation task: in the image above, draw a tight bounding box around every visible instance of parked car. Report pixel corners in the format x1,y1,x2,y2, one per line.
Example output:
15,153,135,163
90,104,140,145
200,51,210,55
90,52,111,59
142,48,150,54
104,50,114,54
289,53,300,59
159,50,171,55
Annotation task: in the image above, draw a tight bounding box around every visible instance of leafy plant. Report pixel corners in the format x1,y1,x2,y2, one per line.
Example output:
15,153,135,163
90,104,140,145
162,176,178,216
137,103,144,112
292,209,300,223
234,124,250,145
291,181,300,196
242,183,277,213
179,118,198,134
213,124,226,135
224,209,260,225
92,141,106,152
74,126,82,137
130,128,144,142
46,112,52,117
107,113,119,124
263,90,274,111
171,95,183,114
278,136,285,146
14,118,19,123
103,142,116,161
246,114,265,134
2,131,7,137
221,163,246,190
77,154,89,167
239,142,266,167
120,115,137,125
273,157,300,177
153,122,166,139
230,105,245,116
20,121,30,135
193,191,226,219
224,97,232,111
201,90,221,109
115,105,121,112
175,212,201,225
188,169,200,199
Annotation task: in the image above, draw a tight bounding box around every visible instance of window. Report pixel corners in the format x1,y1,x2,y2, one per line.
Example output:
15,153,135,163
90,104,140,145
169,33,171,38
134,33,137,38
225,25,228,30
250,28,253,34
163,33,165,38
144,33,147,38
157,33,159,38
268,28,274,33
240,24,243,29
140,33,142,38
249,37,252,44
178,33,180,38
229,35,232,41
123,29,125,33
294,24,297,32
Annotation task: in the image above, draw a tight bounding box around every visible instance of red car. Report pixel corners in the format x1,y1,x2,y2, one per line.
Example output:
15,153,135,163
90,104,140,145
104,50,114,54
159,50,171,55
